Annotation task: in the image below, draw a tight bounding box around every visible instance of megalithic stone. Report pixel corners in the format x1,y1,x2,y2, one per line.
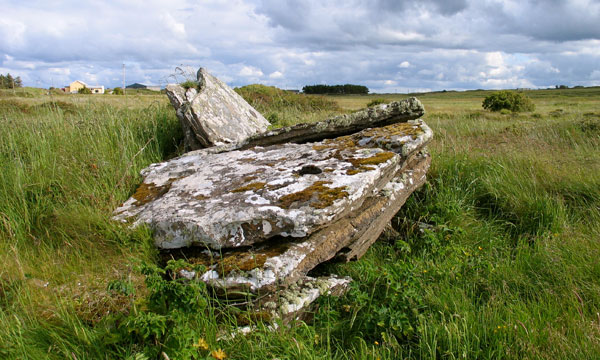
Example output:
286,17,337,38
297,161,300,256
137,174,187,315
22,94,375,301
184,97,427,155
238,97,425,148
193,152,430,294
165,68,270,150
113,120,433,251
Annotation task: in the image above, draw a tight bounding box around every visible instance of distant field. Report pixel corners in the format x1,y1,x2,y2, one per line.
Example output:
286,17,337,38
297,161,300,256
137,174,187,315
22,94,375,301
0,86,599,359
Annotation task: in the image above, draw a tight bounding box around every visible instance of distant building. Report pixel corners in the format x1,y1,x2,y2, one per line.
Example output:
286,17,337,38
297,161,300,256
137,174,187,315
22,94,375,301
285,89,300,93
126,83,161,91
64,80,104,94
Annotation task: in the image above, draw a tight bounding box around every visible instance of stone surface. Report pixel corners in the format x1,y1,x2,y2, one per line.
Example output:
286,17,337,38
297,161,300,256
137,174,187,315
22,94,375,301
184,97,425,154
113,120,432,251
253,275,351,323
216,275,351,339
190,152,430,293
165,68,270,149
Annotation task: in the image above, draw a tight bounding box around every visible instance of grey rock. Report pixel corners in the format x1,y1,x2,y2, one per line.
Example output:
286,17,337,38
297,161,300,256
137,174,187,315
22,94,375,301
165,68,270,149
239,97,425,148
113,120,432,251
194,152,430,293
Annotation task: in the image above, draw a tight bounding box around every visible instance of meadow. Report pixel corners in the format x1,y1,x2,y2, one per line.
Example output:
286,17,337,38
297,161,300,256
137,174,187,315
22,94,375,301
0,85,599,359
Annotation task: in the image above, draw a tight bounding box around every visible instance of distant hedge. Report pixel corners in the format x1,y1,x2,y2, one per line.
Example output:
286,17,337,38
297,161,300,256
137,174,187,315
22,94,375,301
302,84,369,95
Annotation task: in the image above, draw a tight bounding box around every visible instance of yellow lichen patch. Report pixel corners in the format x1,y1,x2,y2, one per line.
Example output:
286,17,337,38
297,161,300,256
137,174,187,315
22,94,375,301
279,181,349,209
360,122,424,140
216,242,290,276
217,253,269,276
312,144,330,151
350,151,396,166
345,151,395,175
132,182,171,206
231,182,266,193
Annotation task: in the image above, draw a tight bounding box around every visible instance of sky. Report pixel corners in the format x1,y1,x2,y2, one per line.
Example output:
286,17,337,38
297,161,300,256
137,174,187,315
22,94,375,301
1,0,599,93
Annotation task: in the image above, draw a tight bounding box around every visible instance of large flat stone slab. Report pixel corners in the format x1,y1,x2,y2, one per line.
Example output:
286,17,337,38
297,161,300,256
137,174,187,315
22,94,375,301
114,120,432,251
166,68,270,149
189,152,430,293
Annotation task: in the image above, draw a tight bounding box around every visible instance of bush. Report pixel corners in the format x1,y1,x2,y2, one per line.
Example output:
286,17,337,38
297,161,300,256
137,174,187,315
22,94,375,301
78,86,92,94
180,80,198,90
112,87,124,95
367,98,386,107
482,91,535,112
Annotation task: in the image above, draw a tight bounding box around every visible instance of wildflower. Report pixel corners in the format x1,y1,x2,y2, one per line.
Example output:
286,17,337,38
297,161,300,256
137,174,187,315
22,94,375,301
423,270,427,273
478,246,482,250
193,338,209,351
211,348,227,360
374,341,379,345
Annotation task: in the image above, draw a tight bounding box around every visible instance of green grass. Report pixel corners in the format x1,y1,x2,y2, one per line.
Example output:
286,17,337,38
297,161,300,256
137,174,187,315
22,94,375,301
0,86,599,359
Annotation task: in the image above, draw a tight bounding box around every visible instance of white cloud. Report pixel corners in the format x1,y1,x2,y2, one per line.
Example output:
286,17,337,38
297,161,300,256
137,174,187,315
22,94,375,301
239,65,264,77
269,71,283,79
0,0,598,91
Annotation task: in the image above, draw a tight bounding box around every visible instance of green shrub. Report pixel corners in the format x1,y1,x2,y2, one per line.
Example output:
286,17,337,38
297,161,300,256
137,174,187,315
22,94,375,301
180,80,198,90
78,86,92,94
112,87,124,95
367,98,386,107
482,90,535,112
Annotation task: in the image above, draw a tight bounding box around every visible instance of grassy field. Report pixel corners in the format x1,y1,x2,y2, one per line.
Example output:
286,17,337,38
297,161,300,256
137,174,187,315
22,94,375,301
0,86,599,359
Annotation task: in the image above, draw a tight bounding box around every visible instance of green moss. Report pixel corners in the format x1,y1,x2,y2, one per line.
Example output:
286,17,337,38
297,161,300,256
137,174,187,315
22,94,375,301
279,181,348,209
132,182,171,206
231,182,266,193
131,177,183,206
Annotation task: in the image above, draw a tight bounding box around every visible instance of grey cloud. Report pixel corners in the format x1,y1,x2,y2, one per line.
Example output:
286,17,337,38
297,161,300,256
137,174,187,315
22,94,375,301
1,0,599,91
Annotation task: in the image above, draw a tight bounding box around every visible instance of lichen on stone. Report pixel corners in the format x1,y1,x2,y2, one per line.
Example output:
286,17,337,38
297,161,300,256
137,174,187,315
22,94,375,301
132,180,174,206
231,182,267,193
279,181,349,209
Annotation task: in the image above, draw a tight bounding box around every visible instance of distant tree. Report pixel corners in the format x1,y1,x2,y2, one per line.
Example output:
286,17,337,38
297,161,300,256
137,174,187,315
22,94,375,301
302,84,369,95
0,73,23,89
555,85,568,89
112,87,124,95
6,74,14,88
78,86,92,94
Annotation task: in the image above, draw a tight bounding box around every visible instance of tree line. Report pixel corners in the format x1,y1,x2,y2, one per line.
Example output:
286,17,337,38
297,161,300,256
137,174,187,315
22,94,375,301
302,84,369,95
0,73,23,89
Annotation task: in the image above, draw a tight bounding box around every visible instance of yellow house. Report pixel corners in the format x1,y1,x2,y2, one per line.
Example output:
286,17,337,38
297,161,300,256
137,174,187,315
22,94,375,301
64,80,104,94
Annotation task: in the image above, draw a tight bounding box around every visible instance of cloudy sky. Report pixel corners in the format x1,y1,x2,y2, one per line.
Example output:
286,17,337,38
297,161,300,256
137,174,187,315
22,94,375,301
1,0,599,92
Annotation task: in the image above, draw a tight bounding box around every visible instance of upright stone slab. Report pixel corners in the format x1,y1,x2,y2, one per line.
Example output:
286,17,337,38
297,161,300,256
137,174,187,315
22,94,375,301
166,68,270,149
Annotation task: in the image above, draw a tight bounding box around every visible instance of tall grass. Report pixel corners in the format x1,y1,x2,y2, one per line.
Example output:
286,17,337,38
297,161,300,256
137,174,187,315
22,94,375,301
0,87,599,359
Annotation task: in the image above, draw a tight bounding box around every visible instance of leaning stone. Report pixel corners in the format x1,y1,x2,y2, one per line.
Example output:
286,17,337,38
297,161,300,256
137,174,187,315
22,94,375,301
113,120,432,251
240,97,424,148
193,152,430,293
165,68,270,149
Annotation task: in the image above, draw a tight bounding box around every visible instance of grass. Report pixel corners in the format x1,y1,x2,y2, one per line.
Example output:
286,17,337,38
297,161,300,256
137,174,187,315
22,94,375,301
0,86,599,359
